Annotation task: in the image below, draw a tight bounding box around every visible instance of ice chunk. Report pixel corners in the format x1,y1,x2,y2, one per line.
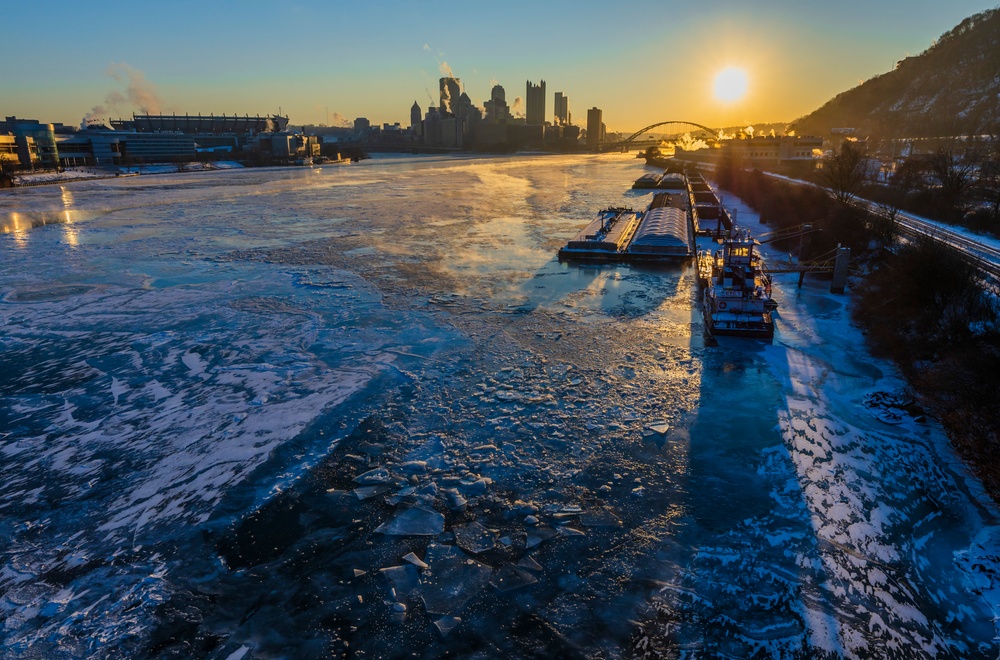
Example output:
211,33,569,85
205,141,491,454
557,527,585,537
454,521,496,554
442,488,467,511
403,552,428,569
379,564,420,598
490,564,539,592
647,422,670,435
580,509,623,528
417,544,492,615
517,555,543,572
353,467,393,484
353,485,390,501
459,478,488,496
399,461,427,474
525,526,558,549
417,483,439,496
433,616,462,637
376,507,445,536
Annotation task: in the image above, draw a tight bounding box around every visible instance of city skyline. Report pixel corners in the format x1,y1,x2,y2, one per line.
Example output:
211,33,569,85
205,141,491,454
4,0,998,132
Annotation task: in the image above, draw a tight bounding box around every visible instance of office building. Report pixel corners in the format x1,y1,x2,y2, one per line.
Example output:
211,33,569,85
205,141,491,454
587,107,603,148
410,102,421,128
554,92,569,125
484,85,510,124
526,80,546,125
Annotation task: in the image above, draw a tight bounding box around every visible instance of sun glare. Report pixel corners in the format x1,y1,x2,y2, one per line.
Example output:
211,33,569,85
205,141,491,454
713,67,749,103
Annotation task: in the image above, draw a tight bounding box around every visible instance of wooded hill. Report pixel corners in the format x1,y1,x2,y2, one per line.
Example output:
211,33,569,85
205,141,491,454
790,7,1000,139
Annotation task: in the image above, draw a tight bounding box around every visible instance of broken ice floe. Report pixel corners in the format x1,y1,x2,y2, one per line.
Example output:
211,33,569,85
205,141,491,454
375,506,445,536
418,544,492,615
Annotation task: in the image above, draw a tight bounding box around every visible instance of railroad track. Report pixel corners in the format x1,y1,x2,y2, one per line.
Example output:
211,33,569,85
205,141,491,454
867,204,1000,285
754,172,1000,287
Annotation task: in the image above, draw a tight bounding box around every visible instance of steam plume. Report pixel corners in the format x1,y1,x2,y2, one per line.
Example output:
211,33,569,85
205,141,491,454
439,61,454,77
512,96,524,118
329,112,353,128
83,62,166,125
675,132,709,152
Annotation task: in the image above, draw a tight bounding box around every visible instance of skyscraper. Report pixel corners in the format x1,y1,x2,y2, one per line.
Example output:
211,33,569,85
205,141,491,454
554,92,569,125
484,84,510,124
439,77,461,116
587,107,602,148
526,80,546,125
410,101,421,128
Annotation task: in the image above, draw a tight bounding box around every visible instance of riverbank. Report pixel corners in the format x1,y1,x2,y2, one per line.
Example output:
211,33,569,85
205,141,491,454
7,161,246,188
713,161,1000,501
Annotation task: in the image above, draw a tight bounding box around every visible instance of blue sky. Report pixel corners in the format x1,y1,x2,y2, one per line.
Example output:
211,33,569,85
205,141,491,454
3,0,997,131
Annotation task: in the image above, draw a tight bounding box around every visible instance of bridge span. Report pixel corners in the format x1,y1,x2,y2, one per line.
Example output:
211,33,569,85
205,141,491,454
600,120,720,152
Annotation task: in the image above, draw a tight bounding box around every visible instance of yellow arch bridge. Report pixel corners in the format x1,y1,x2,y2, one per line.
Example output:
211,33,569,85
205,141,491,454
599,121,720,152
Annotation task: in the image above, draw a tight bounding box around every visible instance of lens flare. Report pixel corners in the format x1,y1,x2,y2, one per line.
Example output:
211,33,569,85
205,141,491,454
713,67,749,103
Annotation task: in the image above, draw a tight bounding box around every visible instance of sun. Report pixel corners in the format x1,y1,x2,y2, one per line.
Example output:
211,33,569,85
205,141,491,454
713,67,749,103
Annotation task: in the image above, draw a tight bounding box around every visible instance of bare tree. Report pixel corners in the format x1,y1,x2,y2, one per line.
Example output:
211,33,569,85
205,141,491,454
927,143,981,222
819,140,867,203
977,143,1000,224
871,201,901,252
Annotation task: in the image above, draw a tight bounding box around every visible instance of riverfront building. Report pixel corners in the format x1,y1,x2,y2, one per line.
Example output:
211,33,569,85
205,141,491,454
722,135,822,162
0,117,60,170
56,128,196,167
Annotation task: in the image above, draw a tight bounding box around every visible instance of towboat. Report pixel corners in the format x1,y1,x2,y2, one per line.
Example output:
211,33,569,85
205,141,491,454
699,227,776,339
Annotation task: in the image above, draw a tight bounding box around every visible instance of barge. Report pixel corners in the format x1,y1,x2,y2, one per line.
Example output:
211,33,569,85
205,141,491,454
559,207,643,258
559,186,696,263
632,173,663,189
699,227,776,339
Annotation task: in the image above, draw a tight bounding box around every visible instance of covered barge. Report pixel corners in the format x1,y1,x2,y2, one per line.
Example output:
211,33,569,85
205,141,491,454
559,174,698,263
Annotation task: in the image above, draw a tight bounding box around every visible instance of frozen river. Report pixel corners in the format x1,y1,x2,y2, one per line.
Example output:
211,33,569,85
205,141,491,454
1,154,999,658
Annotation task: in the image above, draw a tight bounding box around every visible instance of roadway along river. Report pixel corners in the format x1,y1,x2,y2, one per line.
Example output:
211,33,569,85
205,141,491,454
1,154,998,658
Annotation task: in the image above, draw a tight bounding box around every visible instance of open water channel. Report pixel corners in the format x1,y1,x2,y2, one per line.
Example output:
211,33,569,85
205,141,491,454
1,154,999,658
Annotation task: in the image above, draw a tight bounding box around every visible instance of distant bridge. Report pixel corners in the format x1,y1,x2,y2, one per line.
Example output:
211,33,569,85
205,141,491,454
600,121,720,152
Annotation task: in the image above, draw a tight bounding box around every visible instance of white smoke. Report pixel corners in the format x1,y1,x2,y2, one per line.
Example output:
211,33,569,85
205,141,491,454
674,132,709,151
744,125,755,138
84,62,165,124
512,96,524,118
439,61,454,77
329,112,353,128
